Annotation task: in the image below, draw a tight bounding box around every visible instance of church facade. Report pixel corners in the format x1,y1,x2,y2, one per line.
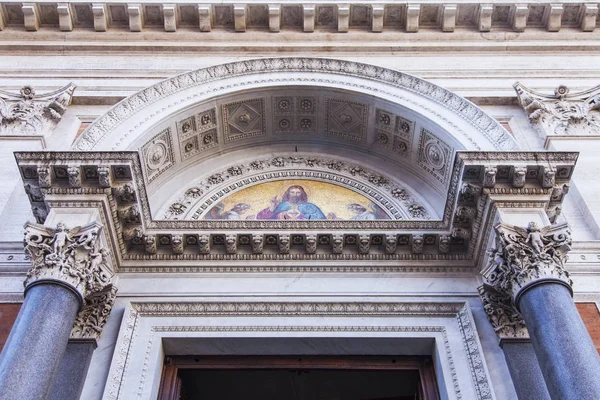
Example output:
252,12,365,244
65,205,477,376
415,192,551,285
0,2,600,399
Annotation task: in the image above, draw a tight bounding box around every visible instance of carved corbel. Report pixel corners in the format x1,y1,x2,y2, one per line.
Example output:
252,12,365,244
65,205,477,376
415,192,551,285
512,166,527,188
144,235,156,254
278,234,290,254
305,234,317,254
67,166,81,188
225,234,237,254
23,221,117,341
358,234,370,254
114,182,137,203
251,234,263,254
542,167,556,188
37,166,51,188
384,234,397,254
412,235,424,254
172,235,183,254
97,166,111,188
198,234,210,254
332,234,343,254
483,166,497,188
438,235,450,253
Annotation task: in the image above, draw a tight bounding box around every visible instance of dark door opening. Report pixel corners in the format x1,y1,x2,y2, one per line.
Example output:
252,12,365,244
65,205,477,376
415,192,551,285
158,356,440,400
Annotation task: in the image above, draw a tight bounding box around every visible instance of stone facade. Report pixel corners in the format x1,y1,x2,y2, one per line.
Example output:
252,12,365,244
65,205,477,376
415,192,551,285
1,3,600,399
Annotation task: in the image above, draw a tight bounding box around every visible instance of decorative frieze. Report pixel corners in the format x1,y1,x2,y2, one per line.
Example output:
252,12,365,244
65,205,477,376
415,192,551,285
0,84,75,136
13,151,578,268
514,83,600,137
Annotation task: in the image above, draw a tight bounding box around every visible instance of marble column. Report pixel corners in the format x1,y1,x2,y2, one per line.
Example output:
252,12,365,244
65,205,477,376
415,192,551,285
479,286,551,400
0,221,116,400
482,222,600,400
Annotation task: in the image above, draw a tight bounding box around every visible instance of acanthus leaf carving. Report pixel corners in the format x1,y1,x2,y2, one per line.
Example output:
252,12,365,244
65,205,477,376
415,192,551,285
0,84,76,136
70,285,118,340
478,284,528,339
514,82,600,136
23,221,117,340
486,221,572,300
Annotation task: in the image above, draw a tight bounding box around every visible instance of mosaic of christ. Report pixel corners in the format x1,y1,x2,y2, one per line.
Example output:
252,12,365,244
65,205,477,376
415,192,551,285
203,180,392,220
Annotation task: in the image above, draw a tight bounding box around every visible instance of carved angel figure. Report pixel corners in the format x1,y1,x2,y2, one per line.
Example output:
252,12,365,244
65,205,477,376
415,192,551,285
49,222,74,255
524,222,545,254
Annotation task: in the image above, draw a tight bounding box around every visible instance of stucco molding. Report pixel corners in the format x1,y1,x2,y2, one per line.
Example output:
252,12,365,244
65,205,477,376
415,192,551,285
104,301,493,400
74,58,517,152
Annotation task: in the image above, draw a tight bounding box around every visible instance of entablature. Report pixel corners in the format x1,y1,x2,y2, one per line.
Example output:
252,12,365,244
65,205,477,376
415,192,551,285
0,1,599,34
14,150,578,272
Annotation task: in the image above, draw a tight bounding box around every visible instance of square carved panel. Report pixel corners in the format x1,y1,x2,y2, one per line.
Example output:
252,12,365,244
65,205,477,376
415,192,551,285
395,115,415,139
326,99,368,142
141,128,175,183
417,128,452,183
273,96,317,135
196,108,217,132
176,116,197,140
376,109,395,133
222,99,266,142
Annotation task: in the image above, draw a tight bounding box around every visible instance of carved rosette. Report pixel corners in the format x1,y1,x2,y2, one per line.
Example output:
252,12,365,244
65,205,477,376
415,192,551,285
514,82,600,137
23,221,117,341
0,84,76,136
480,221,572,338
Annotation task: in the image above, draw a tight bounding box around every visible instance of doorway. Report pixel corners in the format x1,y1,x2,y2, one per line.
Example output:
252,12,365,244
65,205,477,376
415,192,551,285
158,356,440,400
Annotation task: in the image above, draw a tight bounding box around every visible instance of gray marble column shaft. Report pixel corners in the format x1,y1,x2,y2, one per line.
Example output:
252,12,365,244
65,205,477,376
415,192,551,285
49,340,97,400
501,340,550,400
518,283,600,400
0,283,81,400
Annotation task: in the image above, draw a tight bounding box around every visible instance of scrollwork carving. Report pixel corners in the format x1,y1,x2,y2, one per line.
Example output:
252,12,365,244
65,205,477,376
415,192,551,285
515,82,600,136
24,221,117,340
0,83,75,136
484,221,573,304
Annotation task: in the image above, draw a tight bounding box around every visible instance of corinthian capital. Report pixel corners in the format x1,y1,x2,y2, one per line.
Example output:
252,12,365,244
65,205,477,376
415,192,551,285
514,82,600,137
0,83,76,136
24,221,117,340
483,221,572,305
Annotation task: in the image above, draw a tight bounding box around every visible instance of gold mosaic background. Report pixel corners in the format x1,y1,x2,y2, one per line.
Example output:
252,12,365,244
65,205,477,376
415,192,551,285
204,179,391,220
